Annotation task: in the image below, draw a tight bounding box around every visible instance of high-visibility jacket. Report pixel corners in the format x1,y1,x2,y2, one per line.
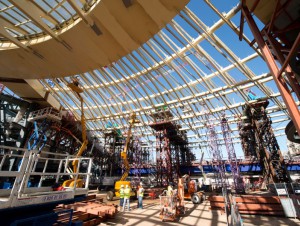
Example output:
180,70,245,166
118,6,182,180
138,187,144,197
124,187,131,198
167,186,173,196
119,188,125,198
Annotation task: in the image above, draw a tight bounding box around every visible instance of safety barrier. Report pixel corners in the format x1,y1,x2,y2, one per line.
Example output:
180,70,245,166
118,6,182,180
0,145,92,209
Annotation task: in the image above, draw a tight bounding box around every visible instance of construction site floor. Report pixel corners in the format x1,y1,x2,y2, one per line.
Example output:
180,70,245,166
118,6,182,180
93,191,300,226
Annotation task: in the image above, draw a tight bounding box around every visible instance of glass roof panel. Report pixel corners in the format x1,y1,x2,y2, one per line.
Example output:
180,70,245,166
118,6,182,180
1,0,295,157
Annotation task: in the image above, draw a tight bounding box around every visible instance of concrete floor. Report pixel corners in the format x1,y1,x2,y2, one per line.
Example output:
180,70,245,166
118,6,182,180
96,195,300,226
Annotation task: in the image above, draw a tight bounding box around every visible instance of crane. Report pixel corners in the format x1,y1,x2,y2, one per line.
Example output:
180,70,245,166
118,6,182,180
119,113,139,181
62,80,88,188
106,112,140,200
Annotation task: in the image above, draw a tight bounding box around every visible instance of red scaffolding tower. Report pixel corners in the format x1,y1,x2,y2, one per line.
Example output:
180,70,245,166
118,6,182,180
149,109,193,186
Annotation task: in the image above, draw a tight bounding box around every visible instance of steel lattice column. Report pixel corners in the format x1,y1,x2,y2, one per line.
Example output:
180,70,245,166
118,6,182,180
240,100,291,186
131,137,143,186
221,117,245,194
155,130,164,186
206,118,227,188
163,132,171,184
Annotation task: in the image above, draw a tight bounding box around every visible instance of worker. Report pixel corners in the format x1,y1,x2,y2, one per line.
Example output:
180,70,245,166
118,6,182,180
119,184,125,210
167,183,173,196
245,88,258,100
122,184,131,211
137,182,144,209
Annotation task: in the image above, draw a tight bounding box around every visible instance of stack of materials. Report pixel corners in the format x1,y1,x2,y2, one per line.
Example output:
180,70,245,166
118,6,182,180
207,196,227,213
235,196,284,216
208,195,285,216
55,195,118,226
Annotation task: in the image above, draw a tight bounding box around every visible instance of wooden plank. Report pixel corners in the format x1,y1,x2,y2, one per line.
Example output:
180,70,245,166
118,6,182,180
235,196,281,204
239,210,285,216
209,202,226,208
237,203,283,211
208,196,225,202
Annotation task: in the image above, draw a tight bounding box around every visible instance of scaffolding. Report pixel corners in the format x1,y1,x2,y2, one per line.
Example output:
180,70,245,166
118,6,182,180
205,117,228,189
238,100,291,186
221,116,245,194
102,127,124,177
130,137,143,187
240,1,300,143
150,109,193,186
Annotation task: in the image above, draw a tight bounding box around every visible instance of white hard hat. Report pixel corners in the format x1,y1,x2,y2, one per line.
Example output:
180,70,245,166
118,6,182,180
120,184,124,188
140,182,143,186
125,184,129,188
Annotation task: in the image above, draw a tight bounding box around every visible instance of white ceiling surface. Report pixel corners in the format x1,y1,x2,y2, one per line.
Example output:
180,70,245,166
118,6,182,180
0,0,292,156
0,0,188,78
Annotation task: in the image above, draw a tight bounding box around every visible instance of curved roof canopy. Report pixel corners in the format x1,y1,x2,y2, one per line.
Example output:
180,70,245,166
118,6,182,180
0,0,188,78
0,0,293,154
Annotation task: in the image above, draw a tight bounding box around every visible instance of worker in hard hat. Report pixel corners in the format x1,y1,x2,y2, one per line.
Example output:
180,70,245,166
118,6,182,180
167,183,173,196
122,184,131,211
137,182,144,209
119,184,125,211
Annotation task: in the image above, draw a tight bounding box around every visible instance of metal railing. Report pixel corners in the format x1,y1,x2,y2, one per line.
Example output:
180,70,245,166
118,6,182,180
28,107,62,122
0,145,92,209
230,195,243,226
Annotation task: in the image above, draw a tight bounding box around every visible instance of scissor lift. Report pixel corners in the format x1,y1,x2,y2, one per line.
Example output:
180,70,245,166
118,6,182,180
0,145,92,210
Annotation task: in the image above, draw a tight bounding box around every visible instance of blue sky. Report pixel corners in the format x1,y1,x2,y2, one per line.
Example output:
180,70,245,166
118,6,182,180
1,0,292,161
183,0,290,159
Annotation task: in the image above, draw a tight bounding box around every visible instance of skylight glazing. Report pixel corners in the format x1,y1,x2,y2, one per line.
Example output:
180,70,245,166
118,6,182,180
2,0,292,157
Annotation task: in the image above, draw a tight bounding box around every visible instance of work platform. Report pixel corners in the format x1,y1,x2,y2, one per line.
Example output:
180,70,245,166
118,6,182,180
149,110,188,145
0,145,92,210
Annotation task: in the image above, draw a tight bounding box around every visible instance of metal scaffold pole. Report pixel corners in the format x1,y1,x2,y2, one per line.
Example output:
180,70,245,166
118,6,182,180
205,116,228,189
221,116,245,194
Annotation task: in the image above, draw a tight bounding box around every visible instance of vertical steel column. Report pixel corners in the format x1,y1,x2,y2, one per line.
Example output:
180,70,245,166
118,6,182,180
221,117,245,193
132,137,142,186
238,120,257,158
206,117,227,189
242,5,300,135
164,128,172,183
240,100,291,186
156,130,163,187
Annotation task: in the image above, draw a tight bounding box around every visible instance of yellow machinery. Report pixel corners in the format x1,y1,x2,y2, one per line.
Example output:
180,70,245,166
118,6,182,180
106,113,139,200
62,80,88,188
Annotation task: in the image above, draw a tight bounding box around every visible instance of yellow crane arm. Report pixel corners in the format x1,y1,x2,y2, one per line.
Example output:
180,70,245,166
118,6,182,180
63,81,88,188
72,94,88,173
119,113,139,181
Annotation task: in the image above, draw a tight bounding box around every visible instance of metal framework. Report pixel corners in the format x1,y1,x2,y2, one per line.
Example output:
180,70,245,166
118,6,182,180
240,0,300,141
129,137,144,186
238,100,291,186
206,117,228,189
0,92,31,147
221,116,245,193
0,0,299,163
29,0,294,151
150,109,194,186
